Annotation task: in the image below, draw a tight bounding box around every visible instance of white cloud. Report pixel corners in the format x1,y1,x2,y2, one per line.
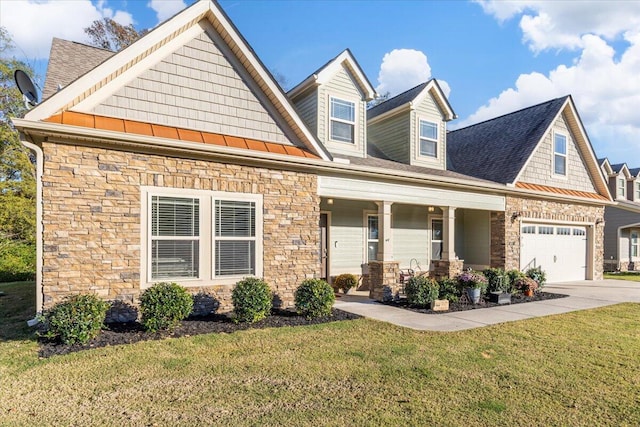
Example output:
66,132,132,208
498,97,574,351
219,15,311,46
147,0,187,24
465,1,640,162
457,29,640,162
1,0,134,60
375,49,432,97
475,0,640,52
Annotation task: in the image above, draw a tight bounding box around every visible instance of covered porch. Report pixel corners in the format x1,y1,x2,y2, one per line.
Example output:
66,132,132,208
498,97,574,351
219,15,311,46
318,175,506,300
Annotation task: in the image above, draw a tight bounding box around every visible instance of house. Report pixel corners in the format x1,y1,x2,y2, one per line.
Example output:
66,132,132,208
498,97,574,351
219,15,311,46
13,0,611,319
599,159,640,271
447,97,610,283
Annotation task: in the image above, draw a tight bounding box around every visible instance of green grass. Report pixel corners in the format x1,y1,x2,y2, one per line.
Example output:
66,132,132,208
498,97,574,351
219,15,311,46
1,282,639,426
605,272,640,282
0,281,35,341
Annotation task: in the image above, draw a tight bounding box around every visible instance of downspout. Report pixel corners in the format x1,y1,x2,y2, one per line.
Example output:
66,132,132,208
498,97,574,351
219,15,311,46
20,136,44,318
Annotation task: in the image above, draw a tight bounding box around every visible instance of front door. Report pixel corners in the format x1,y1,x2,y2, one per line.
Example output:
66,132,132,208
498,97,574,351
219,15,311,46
320,213,329,280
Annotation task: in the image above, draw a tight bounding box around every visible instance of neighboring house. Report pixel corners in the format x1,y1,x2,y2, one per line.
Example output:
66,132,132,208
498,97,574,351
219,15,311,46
13,0,611,318
599,159,640,271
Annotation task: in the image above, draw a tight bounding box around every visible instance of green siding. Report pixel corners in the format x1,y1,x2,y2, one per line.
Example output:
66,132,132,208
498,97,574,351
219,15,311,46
392,204,429,270
411,91,447,169
368,113,411,163
292,89,318,135
318,67,367,158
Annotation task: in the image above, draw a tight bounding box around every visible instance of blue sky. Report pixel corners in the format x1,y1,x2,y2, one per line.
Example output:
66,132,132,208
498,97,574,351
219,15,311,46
2,0,639,164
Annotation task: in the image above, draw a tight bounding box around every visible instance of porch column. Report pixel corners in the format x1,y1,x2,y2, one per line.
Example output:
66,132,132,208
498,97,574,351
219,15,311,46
376,201,393,261
442,206,456,261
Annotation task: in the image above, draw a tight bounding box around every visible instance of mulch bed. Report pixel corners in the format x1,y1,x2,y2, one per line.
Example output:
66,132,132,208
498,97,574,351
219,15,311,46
381,291,569,314
38,308,361,358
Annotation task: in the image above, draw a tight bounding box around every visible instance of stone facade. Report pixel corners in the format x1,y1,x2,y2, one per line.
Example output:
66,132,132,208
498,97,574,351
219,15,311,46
368,261,400,302
431,259,464,281
491,195,604,279
40,141,319,317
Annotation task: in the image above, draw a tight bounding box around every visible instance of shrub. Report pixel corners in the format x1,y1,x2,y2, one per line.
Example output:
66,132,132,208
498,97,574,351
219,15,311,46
0,242,35,282
405,275,439,307
483,268,512,293
437,277,460,302
232,277,272,323
42,294,109,345
514,276,539,293
333,273,358,293
506,269,526,292
139,282,194,332
295,279,335,319
457,270,488,295
526,267,546,288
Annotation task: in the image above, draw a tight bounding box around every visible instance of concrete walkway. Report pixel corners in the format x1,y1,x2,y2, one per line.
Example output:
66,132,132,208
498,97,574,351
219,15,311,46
333,279,640,331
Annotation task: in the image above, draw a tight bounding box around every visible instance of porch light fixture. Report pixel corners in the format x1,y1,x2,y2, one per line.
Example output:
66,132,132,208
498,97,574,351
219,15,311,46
327,198,334,205
595,218,604,225
511,211,522,221
428,206,435,212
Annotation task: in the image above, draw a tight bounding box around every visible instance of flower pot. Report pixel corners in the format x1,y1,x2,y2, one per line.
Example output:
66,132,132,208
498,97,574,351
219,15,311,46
524,289,533,297
466,287,481,304
489,292,511,305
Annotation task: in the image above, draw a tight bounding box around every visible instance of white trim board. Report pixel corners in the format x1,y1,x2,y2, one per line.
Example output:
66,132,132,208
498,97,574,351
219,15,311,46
318,175,505,211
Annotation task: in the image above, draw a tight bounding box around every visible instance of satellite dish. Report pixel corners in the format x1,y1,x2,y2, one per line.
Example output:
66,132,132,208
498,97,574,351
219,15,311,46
14,70,39,107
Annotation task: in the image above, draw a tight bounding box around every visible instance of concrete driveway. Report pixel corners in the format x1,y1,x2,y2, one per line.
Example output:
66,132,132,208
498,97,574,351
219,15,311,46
333,279,640,332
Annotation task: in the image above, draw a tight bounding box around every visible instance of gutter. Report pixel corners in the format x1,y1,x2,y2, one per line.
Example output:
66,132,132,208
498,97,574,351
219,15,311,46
14,118,611,213
20,136,44,319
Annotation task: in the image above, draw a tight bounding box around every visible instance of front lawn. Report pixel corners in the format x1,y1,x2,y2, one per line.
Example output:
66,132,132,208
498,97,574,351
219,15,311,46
605,272,640,282
1,282,639,425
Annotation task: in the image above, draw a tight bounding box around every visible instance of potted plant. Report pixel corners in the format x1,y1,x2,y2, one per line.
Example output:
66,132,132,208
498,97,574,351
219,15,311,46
514,276,538,296
457,270,487,304
525,267,546,290
483,268,512,304
333,273,358,294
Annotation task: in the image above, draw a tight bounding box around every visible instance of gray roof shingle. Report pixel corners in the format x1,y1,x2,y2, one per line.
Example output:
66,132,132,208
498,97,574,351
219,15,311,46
610,163,628,174
367,81,429,120
344,155,495,184
446,96,569,184
42,38,114,101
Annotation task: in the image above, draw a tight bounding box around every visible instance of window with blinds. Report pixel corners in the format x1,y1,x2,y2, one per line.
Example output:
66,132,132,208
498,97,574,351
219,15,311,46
143,189,262,286
330,97,355,143
214,200,256,276
151,196,200,279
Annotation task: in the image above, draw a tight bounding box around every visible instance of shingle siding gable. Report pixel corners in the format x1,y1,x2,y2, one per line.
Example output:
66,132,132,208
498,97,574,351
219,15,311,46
519,113,598,193
92,32,292,145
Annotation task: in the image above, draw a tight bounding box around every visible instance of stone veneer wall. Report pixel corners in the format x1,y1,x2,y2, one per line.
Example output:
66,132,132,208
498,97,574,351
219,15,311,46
491,195,604,279
40,142,319,315
431,259,464,281
368,261,400,302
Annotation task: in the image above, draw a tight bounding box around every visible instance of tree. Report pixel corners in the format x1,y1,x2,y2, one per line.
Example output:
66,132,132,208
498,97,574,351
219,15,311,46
367,91,390,108
0,27,36,280
84,18,148,52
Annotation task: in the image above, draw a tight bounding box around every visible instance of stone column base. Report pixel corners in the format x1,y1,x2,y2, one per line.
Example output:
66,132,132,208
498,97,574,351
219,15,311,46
368,261,400,302
431,259,465,280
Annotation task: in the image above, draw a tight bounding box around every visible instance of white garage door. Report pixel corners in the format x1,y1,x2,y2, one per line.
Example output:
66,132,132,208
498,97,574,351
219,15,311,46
520,223,587,283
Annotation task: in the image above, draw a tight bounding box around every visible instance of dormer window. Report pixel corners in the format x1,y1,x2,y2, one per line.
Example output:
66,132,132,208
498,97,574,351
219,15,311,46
419,119,438,158
554,133,567,176
636,182,640,200
329,97,355,143
618,178,626,198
